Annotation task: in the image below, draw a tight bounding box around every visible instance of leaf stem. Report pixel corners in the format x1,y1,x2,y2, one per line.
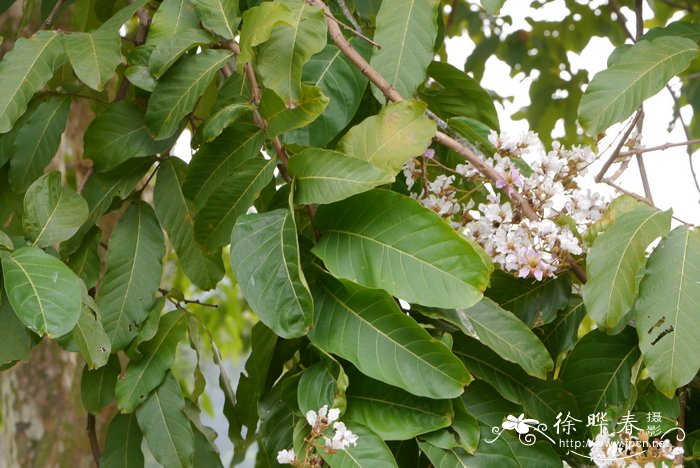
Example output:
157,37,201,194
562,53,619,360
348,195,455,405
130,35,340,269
86,413,100,466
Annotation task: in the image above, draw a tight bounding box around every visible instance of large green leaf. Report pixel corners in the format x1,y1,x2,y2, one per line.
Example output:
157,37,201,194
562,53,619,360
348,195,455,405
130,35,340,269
337,100,436,174
289,148,394,205
453,336,576,430
191,0,240,40
184,123,265,207
313,189,492,309
369,0,439,102
0,31,66,133
81,355,120,413
136,373,194,467
148,28,213,79
61,158,154,255
296,362,336,415
101,413,144,468
97,202,165,350
22,171,88,247
450,298,554,379
345,369,453,440
145,49,233,140
319,423,398,468
538,298,586,360
63,29,121,91
583,205,671,330
237,1,293,68
2,247,81,337
201,103,252,143
635,226,700,396
116,311,187,412
194,155,275,250
257,0,326,105
147,0,200,44
230,209,313,338
421,61,499,131
485,270,571,327
309,275,471,399
578,36,698,132
74,300,111,369
154,158,224,290
258,85,329,137
9,96,70,192
66,226,102,290
560,327,640,417
286,40,371,147
0,291,32,367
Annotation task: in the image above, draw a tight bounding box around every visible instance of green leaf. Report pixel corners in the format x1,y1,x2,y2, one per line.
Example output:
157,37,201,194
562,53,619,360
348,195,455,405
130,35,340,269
101,413,144,468
237,1,293,69
201,103,252,143
145,49,233,140
320,423,398,468
9,96,70,192
560,327,640,417
345,369,452,440
583,205,671,330
116,311,187,412
313,189,492,309
422,61,499,131
195,155,275,250
0,291,32,367
257,0,326,105
643,21,700,43
453,335,576,428
337,100,436,174
309,275,471,399
148,28,213,79
147,0,200,44
99,0,149,31
369,0,439,102
98,202,165,350
74,301,111,369
63,29,121,91
635,226,700,396
480,0,506,14
485,270,571,327
184,123,265,207
0,230,12,251
66,226,102,290
0,31,66,133
61,158,154,255
154,158,224,290
258,85,329,137
578,36,699,132
2,247,81,337
538,298,586,360
230,209,313,338
81,355,120,413
297,362,336,414
289,148,395,205
452,298,554,379
136,373,194,467
23,171,88,248
286,40,371,147
191,0,240,40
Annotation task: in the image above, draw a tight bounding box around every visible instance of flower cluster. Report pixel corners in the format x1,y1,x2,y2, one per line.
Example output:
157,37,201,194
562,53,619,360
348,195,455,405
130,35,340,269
276,405,358,466
588,427,684,467
403,131,607,280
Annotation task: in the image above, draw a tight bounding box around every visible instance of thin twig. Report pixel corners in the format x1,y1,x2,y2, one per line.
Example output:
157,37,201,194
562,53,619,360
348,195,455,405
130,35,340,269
324,12,380,48
666,84,700,203
158,288,219,308
40,0,66,30
595,110,644,183
335,0,362,32
602,177,692,225
618,138,700,157
634,0,644,41
86,414,100,466
137,160,162,193
310,0,590,282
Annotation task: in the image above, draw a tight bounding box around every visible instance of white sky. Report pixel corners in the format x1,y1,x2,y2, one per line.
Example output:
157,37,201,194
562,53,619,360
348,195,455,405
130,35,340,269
446,0,700,225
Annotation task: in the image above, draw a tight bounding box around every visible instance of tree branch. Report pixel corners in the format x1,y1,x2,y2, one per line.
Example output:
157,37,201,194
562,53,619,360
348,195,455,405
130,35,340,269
86,414,100,466
311,0,588,283
595,109,644,183
40,0,66,30
618,138,700,157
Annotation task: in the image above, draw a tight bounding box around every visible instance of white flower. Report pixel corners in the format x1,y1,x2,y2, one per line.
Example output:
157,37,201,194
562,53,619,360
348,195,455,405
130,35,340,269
502,414,539,435
276,449,296,464
326,422,359,450
306,409,318,427
327,407,341,425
